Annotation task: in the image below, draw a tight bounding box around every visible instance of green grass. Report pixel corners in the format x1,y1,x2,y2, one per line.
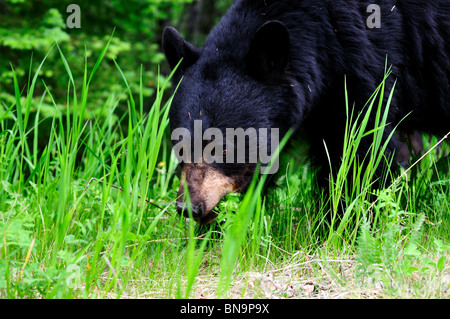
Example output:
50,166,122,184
0,44,449,299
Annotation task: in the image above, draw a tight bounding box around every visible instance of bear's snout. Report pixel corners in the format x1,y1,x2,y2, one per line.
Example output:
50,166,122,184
175,163,237,224
175,201,205,220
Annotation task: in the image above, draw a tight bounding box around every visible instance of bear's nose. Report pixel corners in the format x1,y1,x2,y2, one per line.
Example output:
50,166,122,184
176,202,205,219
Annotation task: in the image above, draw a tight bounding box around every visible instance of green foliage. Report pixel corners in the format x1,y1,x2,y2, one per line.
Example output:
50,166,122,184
0,36,179,297
356,204,450,297
0,0,193,133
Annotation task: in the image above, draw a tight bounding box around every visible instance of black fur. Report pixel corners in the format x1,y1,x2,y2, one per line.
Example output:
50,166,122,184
163,0,450,220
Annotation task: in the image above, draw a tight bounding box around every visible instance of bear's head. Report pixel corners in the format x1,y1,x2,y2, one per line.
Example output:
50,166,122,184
162,21,300,224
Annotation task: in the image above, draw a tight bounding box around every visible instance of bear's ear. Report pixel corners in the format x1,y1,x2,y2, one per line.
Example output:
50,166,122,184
162,26,200,73
245,20,290,80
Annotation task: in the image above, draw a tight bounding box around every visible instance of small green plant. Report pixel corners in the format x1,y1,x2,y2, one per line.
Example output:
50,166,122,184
356,202,450,297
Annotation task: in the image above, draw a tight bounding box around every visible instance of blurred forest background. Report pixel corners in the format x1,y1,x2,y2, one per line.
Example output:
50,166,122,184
0,0,233,145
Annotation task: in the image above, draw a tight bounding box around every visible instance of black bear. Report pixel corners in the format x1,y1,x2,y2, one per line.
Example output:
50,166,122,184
162,0,450,224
